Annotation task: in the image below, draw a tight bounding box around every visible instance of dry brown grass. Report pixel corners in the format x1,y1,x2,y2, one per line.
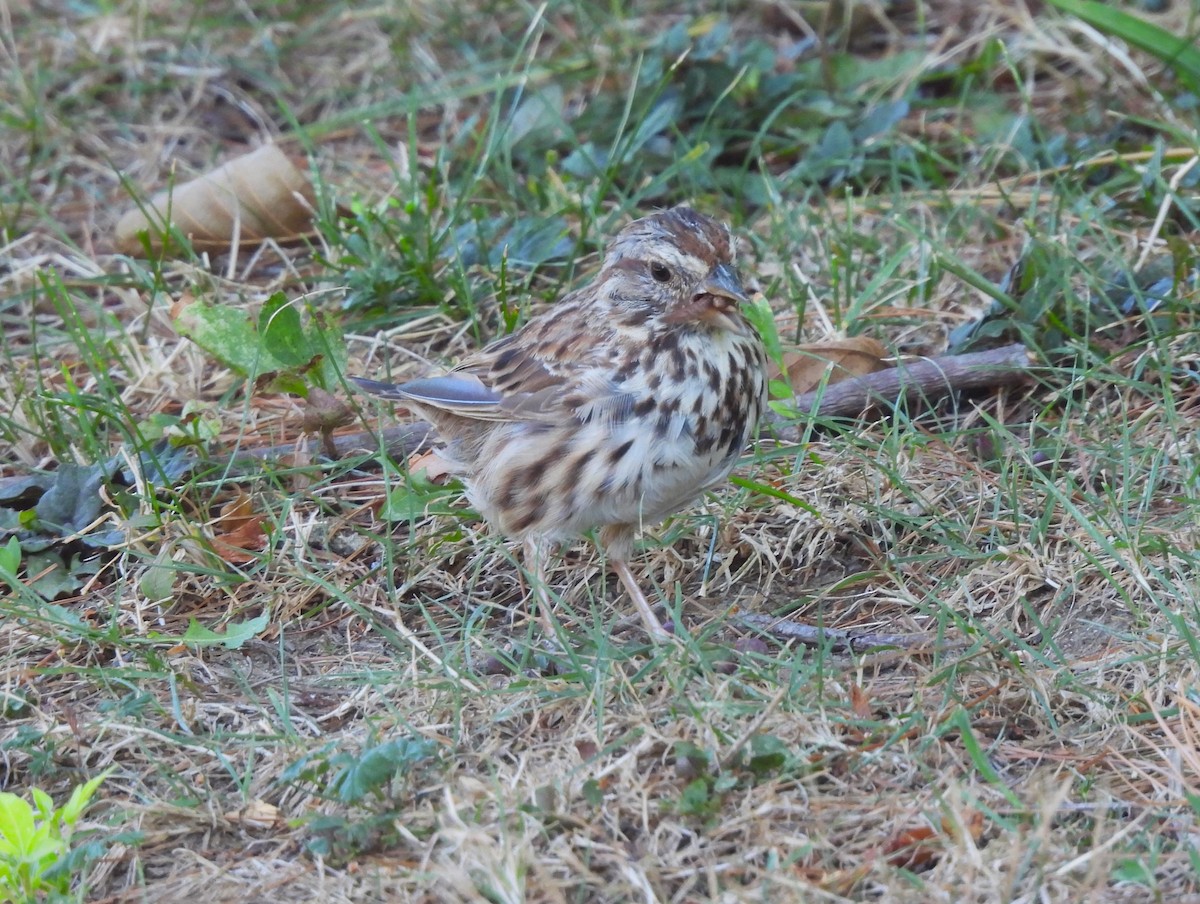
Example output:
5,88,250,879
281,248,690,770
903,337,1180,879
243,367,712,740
3,0,1200,901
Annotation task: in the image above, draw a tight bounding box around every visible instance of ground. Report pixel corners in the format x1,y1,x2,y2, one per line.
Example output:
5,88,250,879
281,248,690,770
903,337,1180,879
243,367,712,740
3,1,1200,901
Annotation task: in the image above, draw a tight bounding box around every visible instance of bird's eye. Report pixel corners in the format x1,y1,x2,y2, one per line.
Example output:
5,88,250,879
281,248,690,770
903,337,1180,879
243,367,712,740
650,262,672,283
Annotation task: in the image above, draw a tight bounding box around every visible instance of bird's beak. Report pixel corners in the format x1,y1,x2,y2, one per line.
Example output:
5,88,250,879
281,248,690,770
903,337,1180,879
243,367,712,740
664,262,751,326
698,263,748,304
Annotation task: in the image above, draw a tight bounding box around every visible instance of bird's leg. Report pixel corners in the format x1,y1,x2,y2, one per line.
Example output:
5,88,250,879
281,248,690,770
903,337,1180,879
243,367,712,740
601,524,671,639
611,556,671,639
522,536,558,636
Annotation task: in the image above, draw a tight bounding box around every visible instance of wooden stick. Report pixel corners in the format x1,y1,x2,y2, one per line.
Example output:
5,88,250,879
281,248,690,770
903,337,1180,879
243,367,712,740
775,342,1036,422
735,613,964,654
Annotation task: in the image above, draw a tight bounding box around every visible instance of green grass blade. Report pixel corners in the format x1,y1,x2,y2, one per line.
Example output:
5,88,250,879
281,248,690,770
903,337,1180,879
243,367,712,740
1047,0,1200,93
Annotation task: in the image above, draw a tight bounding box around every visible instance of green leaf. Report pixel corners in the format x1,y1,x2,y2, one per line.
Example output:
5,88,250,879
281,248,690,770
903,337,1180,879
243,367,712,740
741,298,784,373
28,789,53,821
33,463,106,536
24,551,85,600
60,770,112,826
120,441,199,486
265,370,310,396
380,484,428,523
380,472,458,524
25,831,63,866
676,778,713,817
582,779,603,807
729,475,819,516
181,613,270,650
173,294,346,395
328,737,437,804
854,99,909,142
673,740,713,777
0,474,54,506
138,555,177,604
815,119,853,162
0,536,20,576
504,84,565,149
0,774,112,899
624,93,682,162
258,293,314,367
1111,857,1153,886
173,296,290,379
746,734,788,777
0,793,35,852
33,603,92,634
766,377,791,400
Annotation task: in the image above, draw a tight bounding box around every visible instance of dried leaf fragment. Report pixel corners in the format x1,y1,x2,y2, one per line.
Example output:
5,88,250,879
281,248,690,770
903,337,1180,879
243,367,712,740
849,683,872,720
209,491,269,564
882,808,985,869
115,144,317,255
225,799,283,830
408,449,456,483
774,337,889,395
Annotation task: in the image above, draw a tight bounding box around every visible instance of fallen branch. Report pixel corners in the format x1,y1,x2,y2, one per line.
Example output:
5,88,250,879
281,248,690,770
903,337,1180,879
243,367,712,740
735,613,962,653
773,342,1035,423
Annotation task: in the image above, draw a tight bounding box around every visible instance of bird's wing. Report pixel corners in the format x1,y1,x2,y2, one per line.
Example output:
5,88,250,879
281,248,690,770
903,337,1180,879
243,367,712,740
350,373,504,411
354,300,636,425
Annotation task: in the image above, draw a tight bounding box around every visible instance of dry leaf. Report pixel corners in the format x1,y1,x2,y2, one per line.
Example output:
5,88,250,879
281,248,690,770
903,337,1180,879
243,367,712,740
408,448,456,483
793,861,871,896
849,683,872,720
210,491,269,564
225,799,283,830
574,739,599,760
883,824,942,869
115,144,317,255
882,809,985,869
774,337,888,395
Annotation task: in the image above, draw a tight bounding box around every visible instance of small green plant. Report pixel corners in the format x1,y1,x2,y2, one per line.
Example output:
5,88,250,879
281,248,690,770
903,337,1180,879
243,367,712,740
0,770,111,903
0,537,20,585
171,291,347,397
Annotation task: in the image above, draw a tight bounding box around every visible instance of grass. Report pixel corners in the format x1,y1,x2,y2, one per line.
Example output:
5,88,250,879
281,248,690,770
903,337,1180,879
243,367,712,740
3,0,1200,900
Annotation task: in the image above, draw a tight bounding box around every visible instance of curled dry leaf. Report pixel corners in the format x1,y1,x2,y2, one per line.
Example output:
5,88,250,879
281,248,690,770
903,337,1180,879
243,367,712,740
882,808,985,869
408,448,456,483
773,337,889,395
210,491,269,564
225,799,283,830
115,144,317,255
849,682,873,721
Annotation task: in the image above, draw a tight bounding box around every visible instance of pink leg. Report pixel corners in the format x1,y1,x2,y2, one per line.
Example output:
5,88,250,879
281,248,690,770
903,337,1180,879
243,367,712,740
599,525,672,640
522,536,558,635
611,557,671,639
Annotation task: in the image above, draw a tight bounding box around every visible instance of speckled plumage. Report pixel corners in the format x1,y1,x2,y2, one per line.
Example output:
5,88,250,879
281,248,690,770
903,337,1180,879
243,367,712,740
353,206,767,637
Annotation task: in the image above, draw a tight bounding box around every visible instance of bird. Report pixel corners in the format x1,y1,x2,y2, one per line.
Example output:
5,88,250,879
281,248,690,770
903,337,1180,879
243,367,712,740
352,206,767,638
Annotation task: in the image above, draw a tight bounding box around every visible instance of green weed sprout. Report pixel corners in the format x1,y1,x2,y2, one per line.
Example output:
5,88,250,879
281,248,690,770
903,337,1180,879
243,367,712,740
0,770,111,902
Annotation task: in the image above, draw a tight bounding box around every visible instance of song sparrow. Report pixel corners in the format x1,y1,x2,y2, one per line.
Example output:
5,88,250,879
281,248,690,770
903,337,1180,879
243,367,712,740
353,206,767,638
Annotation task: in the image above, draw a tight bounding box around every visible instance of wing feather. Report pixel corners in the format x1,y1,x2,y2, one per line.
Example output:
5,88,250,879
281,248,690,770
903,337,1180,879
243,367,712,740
354,295,638,426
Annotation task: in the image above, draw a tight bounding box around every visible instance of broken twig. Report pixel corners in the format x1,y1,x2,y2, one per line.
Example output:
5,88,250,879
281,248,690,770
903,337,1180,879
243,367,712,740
736,613,960,653
772,342,1036,424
